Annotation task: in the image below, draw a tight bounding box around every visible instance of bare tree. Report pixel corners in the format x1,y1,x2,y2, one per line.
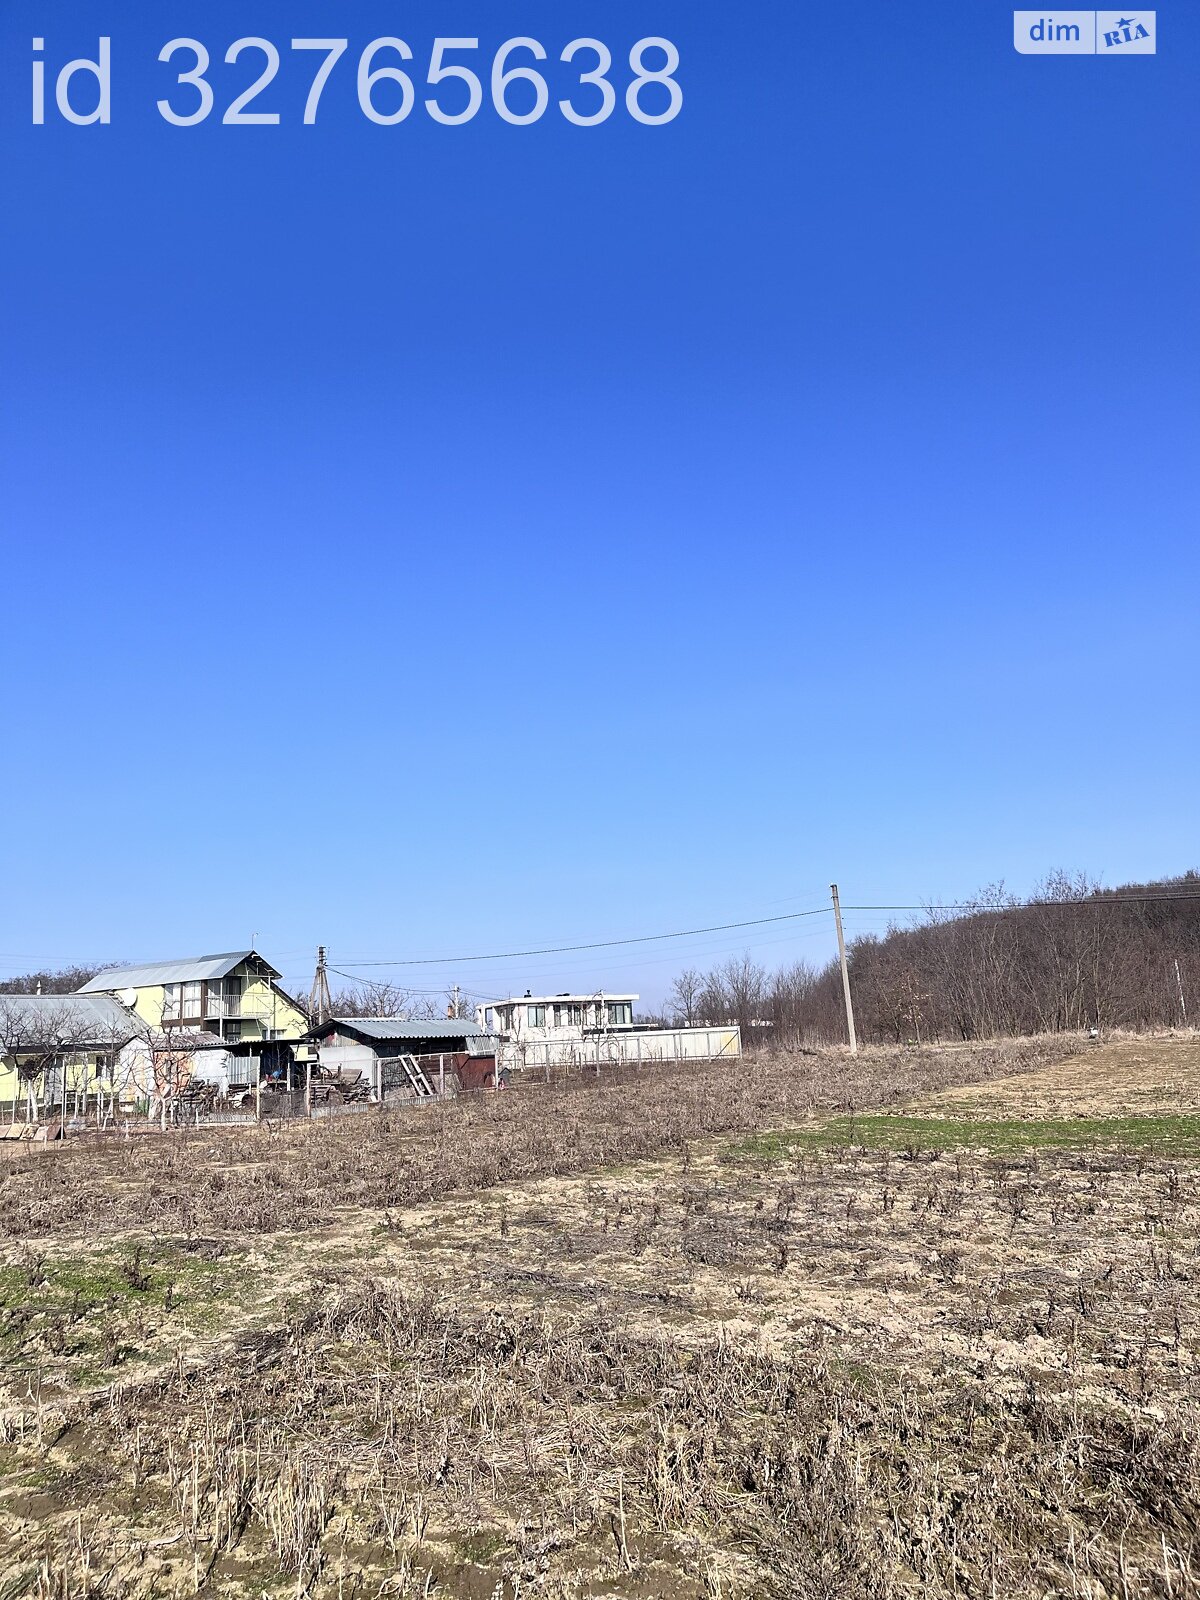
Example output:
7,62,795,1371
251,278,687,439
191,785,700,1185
668,968,703,1026
329,981,418,1019
713,954,769,1032
0,963,110,996
444,986,478,1020
768,960,823,1044
662,869,1200,1047
0,997,93,1126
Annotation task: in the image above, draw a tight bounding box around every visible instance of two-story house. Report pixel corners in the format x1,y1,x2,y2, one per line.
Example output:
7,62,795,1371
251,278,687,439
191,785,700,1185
78,950,309,1086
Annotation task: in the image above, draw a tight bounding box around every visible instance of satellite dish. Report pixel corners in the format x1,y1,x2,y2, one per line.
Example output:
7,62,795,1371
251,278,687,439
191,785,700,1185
119,988,139,1009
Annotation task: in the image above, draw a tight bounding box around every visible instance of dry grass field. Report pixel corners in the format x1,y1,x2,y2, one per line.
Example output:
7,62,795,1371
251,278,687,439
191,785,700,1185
0,1033,1197,1599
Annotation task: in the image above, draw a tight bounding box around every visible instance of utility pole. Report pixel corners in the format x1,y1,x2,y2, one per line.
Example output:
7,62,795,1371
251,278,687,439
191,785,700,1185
1175,959,1188,1026
308,946,332,1025
830,883,858,1054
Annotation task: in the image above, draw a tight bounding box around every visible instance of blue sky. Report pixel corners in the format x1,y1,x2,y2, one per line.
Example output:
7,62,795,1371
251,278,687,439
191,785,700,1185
1,2,1196,1007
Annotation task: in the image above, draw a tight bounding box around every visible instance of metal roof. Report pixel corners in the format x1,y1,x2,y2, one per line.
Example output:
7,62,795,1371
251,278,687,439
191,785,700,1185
79,951,278,992
0,994,142,1043
316,1016,499,1044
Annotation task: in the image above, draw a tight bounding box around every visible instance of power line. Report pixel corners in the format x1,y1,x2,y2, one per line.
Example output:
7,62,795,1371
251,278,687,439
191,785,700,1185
326,966,485,998
11,887,1200,990
312,926,844,1007
331,906,832,969
325,888,1200,974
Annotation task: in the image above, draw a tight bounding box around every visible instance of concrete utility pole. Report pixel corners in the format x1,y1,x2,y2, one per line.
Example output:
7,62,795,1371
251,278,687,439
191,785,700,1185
830,883,858,1055
309,946,333,1024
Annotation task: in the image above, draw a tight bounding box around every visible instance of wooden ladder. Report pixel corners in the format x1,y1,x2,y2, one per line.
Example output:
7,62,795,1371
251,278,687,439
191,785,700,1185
396,1053,434,1098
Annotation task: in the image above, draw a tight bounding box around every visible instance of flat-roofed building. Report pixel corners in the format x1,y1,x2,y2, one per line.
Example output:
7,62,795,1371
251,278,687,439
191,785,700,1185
475,991,740,1073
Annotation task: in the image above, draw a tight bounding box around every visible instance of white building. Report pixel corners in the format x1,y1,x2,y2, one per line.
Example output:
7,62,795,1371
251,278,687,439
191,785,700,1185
478,992,636,1041
475,991,740,1073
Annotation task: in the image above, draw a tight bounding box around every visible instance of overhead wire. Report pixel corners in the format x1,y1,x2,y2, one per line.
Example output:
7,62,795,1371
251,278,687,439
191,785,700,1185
10,889,1200,991
323,888,1200,974
331,907,831,969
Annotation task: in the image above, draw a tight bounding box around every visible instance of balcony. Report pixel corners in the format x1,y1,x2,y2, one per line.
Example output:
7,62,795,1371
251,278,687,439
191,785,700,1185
203,994,244,1020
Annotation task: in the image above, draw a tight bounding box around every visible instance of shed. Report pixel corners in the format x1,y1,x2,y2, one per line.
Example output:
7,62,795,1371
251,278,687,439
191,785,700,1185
306,1016,499,1055
304,1017,500,1095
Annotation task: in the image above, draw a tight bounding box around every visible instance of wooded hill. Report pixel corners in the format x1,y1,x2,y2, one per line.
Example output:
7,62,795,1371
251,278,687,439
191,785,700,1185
666,872,1200,1045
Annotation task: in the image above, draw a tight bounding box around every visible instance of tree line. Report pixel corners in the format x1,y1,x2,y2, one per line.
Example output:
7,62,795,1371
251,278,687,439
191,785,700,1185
0,964,103,996
658,871,1200,1044
4,867,1197,1047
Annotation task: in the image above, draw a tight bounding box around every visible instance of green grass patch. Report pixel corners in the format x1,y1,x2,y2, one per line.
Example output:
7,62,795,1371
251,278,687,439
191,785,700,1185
735,1112,1200,1160
0,1242,259,1381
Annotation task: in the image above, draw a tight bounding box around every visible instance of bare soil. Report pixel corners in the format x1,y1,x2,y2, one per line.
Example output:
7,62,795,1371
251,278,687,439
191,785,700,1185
0,1034,1197,1599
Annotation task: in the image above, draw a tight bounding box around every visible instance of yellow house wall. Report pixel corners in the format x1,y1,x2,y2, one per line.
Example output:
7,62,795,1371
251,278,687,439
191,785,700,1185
239,972,308,1039
129,985,166,1027
94,968,307,1040
0,1050,119,1106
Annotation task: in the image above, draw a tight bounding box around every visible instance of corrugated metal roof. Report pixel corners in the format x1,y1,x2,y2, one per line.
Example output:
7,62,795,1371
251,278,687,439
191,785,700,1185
78,952,276,991
0,994,142,1041
319,1016,498,1044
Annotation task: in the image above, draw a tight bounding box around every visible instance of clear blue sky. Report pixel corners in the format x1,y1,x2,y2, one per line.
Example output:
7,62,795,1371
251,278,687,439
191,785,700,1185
2,2,1196,1007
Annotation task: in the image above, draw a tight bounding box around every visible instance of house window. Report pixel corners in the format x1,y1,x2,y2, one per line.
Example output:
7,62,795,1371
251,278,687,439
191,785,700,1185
556,1003,585,1027
606,1002,632,1027
484,1008,494,1028
224,1021,242,1042
182,981,202,1020
527,1005,546,1027
162,984,180,1021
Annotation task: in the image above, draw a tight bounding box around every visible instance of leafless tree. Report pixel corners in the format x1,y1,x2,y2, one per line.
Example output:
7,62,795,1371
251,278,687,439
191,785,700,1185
0,963,111,996
688,955,770,1032
444,987,479,1020
663,869,1200,1047
668,968,703,1025
329,981,418,1019
0,997,93,1125
768,960,824,1044
716,954,769,1031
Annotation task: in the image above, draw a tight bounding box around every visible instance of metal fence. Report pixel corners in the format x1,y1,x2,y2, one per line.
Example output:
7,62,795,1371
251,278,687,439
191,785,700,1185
501,1026,741,1074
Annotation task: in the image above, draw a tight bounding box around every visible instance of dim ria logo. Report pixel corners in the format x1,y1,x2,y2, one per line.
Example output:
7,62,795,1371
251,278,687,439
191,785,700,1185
1013,11,1156,53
